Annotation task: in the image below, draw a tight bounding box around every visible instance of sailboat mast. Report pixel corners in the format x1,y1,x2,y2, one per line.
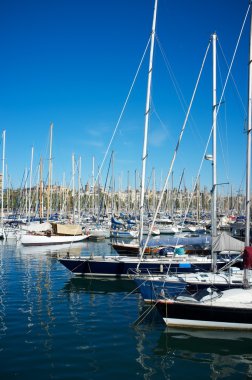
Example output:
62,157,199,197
39,156,43,219
47,123,53,221
92,156,95,216
78,156,81,224
1,130,5,228
139,0,158,249
72,153,75,223
245,7,252,247
28,146,34,223
211,32,217,272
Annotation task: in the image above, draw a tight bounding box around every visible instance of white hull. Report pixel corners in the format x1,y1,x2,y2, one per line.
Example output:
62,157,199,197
163,317,252,330
21,233,88,246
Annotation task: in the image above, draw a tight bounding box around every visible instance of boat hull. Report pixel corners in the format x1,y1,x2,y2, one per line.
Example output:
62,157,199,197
111,243,160,256
21,234,88,246
59,256,225,277
156,300,252,330
134,277,187,302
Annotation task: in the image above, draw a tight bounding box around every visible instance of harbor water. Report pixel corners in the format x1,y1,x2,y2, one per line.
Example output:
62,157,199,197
0,240,252,379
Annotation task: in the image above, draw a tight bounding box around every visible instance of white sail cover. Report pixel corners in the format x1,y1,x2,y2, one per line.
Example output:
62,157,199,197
212,232,244,252
22,222,52,232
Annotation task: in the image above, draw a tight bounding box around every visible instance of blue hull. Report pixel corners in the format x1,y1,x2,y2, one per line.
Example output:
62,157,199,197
134,278,187,302
59,257,223,277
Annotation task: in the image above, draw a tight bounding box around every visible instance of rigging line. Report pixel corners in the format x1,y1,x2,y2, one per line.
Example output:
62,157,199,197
214,60,230,184
165,5,251,243
216,47,229,181
156,35,188,115
217,118,230,183
151,103,168,134
136,39,211,270
156,34,205,146
174,2,251,231
217,38,247,117
94,37,151,184
132,301,158,326
215,1,250,119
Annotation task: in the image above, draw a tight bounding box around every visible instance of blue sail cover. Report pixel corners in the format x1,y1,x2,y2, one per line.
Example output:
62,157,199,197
111,216,124,226
127,219,137,225
143,236,212,247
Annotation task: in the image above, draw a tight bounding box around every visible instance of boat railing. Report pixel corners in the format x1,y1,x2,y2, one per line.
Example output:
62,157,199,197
218,252,243,272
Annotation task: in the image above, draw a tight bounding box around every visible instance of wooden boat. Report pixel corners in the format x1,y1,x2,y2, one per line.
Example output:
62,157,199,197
20,223,88,246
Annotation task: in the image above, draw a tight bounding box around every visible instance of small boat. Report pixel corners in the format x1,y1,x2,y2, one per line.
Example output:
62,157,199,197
109,215,139,239
111,241,161,256
155,246,252,330
134,265,250,303
85,225,110,240
20,222,89,246
156,286,252,330
142,225,160,236
110,228,139,239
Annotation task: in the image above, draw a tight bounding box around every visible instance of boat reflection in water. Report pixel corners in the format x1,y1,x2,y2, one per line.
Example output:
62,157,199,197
62,277,137,295
132,313,252,380
153,328,252,377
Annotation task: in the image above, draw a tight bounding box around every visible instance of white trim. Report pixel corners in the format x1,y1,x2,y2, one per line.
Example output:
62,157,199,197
164,317,252,330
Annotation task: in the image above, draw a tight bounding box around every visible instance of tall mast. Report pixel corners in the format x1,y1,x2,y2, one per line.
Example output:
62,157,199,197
152,167,156,213
134,169,137,217
72,153,75,223
25,168,28,217
1,130,5,228
28,146,34,223
47,123,53,221
6,164,8,215
245,6,252,248
127,170,130,214
211,32,217,273
39,157,43,219
78,156,81,224
111,151,114,215
92,156,95,216
139,0,158,250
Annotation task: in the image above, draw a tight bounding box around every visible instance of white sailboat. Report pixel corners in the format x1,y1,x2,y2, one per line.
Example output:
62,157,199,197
156,3,252,330
20,222,89,246
20,123,88,247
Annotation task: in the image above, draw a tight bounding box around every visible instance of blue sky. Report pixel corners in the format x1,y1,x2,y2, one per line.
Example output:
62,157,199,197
0,0,250,195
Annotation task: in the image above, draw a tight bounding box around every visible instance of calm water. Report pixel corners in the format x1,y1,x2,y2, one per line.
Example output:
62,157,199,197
0,240,252,379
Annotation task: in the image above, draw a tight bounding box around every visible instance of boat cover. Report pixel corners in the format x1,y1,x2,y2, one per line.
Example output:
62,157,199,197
52,223,82,236
23,222,52,232
212,231,244,252
145,236,211,247
111,216,124,226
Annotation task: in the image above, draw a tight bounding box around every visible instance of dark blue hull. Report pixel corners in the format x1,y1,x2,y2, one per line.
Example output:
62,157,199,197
59,256,225,277
156,299,252,329
134,278,187,302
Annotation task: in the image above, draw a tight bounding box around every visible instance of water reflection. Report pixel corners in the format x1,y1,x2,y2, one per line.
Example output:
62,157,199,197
0,246,7,337
62,277,137,295
1,240,252,380
132,301,252,379
154,328,252,378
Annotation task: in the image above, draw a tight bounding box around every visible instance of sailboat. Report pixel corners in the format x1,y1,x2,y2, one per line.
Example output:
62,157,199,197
156,249,252,330
133,31,247,303
58,0,233,276
156,3,252,330
20,124,89,247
